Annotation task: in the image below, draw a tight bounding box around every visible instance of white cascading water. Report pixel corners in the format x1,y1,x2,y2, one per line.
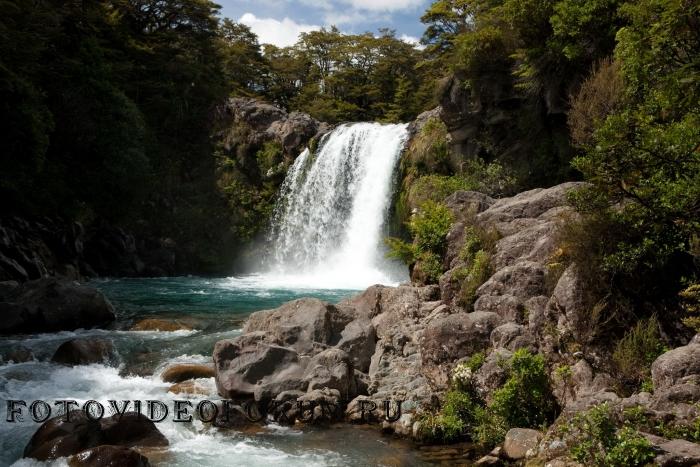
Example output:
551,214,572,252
261,122,409,289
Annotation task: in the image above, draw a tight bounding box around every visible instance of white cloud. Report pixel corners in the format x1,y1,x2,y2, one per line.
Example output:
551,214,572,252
239,13,320,47
400,34,425,49
339,0,424,11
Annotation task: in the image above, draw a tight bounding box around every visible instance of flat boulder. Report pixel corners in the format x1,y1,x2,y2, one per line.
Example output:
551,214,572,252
52,338,117,366
0,278,115,335
160,363,214,383
655,439,700,467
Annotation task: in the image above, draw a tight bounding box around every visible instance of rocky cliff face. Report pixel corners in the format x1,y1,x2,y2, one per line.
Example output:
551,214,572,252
212,182,700,465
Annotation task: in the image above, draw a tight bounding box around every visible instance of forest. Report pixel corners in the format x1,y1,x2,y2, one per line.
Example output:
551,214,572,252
1,0,698,294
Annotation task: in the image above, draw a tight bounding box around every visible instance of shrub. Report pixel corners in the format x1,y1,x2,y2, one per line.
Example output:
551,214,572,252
490,349,557,429
568,57,624,148
612,316,666,391
409,200,454,255
680,284,700,333
255,140,284,175
417,251,444,283
565,403,655,467
385,237,417,264
456,250,491,309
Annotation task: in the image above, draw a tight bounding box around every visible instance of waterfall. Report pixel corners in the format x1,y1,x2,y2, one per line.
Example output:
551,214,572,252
263,122,409,289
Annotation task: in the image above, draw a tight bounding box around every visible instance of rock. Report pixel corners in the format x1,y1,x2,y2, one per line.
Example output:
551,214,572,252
475,455,503,466
420,311,500,387
68,445,150,467
655,439,700,467
546,264,592,343
503,428,542,460
0,280,19,298
476,261,547,304
213,402,251,429
213,333,306,401
24,411,167,461
168,380,211,396
0,278,115,335
336,319,376,372
474,349,512,398
243,298,355,355
345,395,381,423
160,364,214,383
52,338,117,366
3,345,34,363
651,344,700,390
490,323,525,349
130,319,192,332
303,348,356,401
296,388,343,424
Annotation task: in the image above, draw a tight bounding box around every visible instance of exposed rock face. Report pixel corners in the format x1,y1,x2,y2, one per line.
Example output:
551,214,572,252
651,343,700,390
24,411,167,461
0,278,116,335
52,338,118,366
0,217,177,282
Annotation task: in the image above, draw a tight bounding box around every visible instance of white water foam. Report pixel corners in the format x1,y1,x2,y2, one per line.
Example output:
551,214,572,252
259,122,410,290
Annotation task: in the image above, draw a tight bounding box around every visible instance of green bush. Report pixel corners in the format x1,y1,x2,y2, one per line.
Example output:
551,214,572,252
490,349,557,429
680,284,700,333
255,140,284,175
409,200,454,255
417,251,444,283
612,316,666,391
385,237,417,264
565,403,655,467
455,250,491,309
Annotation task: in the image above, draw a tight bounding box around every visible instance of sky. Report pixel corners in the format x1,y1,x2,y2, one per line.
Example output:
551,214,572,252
216,0,432,48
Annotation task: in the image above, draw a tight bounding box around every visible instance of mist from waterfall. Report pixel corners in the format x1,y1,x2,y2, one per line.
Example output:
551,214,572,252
260,122,409,289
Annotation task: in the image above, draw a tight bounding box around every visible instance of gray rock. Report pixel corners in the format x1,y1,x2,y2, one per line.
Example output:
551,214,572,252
655,439,700,467
3,345,34,363
51,338,117,366
213,333,306,401
420,311,500,387
503,428,542,460
0,278,115,335
336,319,376,372
303,348,356,401
652,344,700,390
244,298,355,355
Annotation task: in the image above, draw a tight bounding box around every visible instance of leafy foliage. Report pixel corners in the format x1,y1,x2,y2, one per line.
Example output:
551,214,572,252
612,316,667,391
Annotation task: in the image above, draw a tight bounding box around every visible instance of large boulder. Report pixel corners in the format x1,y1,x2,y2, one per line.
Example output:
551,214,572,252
213,332,307,401
420,311,500,387
24,411,167,461
503,428,542,460
68,445,150,467
243,298,355,355
0,278,115,335
336,319,376,372
303,348,356,401
652,344,700,390
52,338,118,366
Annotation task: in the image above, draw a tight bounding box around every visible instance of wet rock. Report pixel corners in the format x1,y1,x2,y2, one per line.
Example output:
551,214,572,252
168,380,212,396
503,428,542,460
68,445,151,467
160,363,214,383
0,278,115,335
51,338,117,366
296,388,343,424
24,411,167,461
130,319,192,332
3,345,34,363
651,344,700,390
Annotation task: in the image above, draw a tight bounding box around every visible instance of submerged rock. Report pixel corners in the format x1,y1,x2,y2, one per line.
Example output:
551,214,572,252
130,318,192,332
51,338,118,366
0,278,115,335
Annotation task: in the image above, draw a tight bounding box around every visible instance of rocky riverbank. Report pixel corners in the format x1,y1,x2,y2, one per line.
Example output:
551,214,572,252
209,182,700,465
